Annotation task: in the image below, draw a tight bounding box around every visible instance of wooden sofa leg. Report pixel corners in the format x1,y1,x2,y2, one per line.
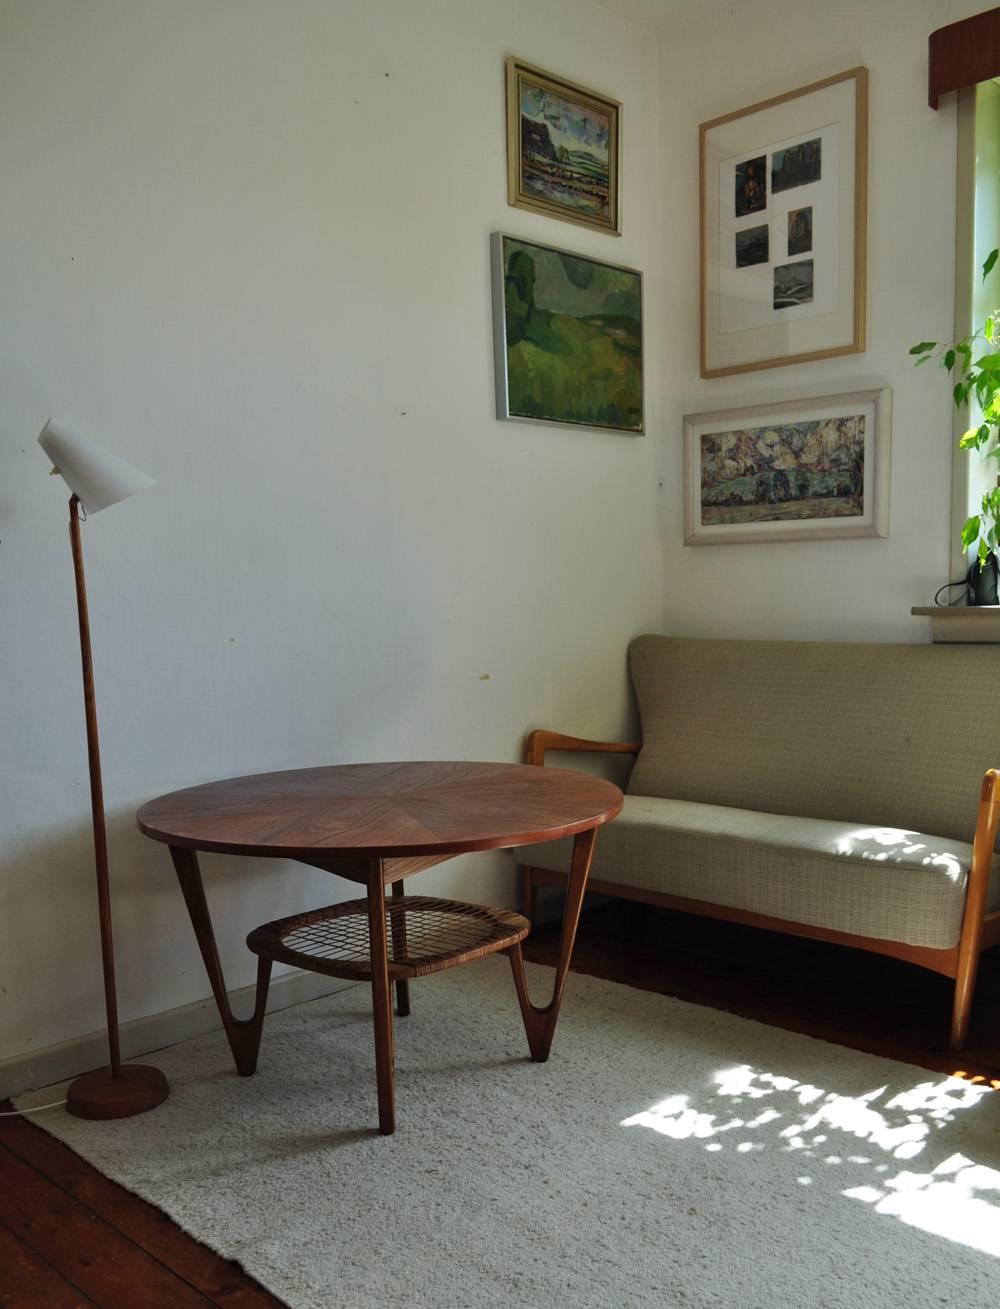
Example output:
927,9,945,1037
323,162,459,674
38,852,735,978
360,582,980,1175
950,974,975,1053
948,769,1000,1051
950,916,986,1052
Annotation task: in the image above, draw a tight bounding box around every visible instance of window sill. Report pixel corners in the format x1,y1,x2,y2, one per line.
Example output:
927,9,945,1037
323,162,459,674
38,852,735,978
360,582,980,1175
911,606,1000,643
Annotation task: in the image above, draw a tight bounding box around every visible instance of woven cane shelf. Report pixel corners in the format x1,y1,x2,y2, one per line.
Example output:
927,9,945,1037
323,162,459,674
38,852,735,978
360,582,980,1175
246,895,530,982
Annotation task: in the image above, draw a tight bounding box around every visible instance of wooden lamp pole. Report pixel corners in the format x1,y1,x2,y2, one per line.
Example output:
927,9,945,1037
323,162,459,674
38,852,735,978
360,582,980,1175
39,421,168,1119
64,494,168,1118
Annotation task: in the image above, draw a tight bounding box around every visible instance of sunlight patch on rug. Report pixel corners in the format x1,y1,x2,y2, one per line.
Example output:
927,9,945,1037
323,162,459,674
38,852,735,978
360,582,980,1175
621,1065,1000,1256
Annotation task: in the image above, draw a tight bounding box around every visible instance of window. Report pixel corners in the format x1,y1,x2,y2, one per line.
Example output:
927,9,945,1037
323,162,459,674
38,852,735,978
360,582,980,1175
951,80,1000,579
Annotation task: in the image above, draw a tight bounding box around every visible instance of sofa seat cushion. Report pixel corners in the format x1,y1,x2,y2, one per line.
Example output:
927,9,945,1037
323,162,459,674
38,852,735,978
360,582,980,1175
515,795,1000,951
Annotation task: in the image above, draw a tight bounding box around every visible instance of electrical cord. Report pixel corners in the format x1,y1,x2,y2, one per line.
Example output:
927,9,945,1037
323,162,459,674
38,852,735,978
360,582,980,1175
934,579,969,607
0,1099,68,1116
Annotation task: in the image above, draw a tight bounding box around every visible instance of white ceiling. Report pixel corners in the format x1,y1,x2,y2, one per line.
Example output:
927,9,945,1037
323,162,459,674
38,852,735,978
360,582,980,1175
593,0,1000,38
590,0,746,36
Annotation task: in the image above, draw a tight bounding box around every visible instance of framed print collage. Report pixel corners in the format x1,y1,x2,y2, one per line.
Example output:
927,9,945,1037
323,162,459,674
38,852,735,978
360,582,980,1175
699,67,868,378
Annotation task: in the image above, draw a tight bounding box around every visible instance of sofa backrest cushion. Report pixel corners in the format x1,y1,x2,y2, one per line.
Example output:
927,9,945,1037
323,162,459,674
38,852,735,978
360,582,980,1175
627,634,1000,844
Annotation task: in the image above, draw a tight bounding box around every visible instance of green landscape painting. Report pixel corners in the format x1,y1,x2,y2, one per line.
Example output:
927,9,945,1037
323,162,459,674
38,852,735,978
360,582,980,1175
496,235,643,433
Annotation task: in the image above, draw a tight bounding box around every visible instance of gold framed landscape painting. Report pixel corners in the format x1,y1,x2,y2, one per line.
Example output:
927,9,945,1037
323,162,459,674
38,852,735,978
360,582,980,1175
492,233,643,434
700,67,868,377
683,387,891,546
506,57,621,236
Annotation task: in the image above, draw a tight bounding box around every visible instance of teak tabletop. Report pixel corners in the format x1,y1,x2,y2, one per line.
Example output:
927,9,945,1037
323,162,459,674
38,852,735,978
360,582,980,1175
137,760,621,862
137,761,623,1134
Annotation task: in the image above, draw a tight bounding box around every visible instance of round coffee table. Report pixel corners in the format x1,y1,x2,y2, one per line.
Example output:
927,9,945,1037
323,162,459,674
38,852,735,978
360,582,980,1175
137,761,622,1134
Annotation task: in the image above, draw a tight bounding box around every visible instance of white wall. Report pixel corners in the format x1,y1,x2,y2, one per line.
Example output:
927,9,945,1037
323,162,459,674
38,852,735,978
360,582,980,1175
656,0,996,642
4,0,993,1073
0,0,664,1064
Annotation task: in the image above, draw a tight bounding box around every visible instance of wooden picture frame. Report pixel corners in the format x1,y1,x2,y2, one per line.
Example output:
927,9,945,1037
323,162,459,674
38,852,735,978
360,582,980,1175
700,67,868,378
683,386,891,545
492,232,643,434
506,57,621,236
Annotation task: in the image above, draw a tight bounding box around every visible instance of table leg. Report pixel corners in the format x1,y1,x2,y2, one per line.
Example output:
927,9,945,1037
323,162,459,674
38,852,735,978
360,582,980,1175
508,827,597,1062
390,880,411,1018
367,859,396,1135
169,846,272,1076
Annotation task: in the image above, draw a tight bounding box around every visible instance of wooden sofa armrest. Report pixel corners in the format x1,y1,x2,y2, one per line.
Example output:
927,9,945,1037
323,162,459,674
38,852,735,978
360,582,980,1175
524,729,642,768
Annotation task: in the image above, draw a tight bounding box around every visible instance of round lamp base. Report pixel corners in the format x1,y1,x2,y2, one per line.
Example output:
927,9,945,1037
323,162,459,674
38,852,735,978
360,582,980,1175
66,1064,169,1120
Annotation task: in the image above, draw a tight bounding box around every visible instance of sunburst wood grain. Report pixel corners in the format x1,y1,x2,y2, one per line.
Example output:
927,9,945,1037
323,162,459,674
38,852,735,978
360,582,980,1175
138,762,621,860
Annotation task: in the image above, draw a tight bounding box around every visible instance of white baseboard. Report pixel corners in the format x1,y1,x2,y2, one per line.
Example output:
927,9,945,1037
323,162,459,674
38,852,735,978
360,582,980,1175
1,893,556,1101
0,970,359,1101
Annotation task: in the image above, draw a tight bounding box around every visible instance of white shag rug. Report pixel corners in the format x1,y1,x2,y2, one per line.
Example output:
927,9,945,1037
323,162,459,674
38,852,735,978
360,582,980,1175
17,958,1000,1308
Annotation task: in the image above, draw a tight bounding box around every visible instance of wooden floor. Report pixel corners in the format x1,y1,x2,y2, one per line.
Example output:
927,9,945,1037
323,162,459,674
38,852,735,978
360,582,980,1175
2,898,998,1307
0,1101,286,1308
527,898,1000,1084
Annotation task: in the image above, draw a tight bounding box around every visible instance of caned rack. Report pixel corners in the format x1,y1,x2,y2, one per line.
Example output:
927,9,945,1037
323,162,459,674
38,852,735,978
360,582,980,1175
247,896,530,981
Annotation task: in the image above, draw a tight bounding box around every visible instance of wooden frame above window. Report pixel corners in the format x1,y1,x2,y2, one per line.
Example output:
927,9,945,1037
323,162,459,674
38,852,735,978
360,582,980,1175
929,7,1000,109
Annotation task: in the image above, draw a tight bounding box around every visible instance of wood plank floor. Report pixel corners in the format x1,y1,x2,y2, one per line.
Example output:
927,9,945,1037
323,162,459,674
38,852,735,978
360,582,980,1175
0,1102,287,1308
2,898,998,1307
526,898,1000,1084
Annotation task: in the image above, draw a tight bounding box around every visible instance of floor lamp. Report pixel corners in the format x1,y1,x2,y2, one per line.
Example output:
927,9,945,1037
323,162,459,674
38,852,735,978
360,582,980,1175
39,420,169,1119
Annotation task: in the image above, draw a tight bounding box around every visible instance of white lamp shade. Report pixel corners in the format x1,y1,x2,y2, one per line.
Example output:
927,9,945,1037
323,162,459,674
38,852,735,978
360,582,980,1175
39,420,154,514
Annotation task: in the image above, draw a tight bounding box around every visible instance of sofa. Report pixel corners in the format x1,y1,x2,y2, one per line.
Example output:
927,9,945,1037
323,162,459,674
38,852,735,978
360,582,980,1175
517,634,1000,1050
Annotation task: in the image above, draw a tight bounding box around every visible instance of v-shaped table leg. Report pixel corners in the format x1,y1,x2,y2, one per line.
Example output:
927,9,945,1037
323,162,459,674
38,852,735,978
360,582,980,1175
169,846,272,1076
508,827,597,1062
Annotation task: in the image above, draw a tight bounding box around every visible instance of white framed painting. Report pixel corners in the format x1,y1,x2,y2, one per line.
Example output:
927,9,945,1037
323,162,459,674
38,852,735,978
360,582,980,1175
700,67,868,378
683,386,891,546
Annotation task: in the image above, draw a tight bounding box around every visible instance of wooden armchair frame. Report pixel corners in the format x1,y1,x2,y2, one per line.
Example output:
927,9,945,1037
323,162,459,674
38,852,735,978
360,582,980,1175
520,731,640,923
522,729,1000,1051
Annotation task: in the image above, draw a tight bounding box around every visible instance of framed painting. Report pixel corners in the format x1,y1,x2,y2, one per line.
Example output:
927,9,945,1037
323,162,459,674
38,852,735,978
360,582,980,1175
683,386,890,545
700,67,868,377
506,57,621,236
491,232,643,434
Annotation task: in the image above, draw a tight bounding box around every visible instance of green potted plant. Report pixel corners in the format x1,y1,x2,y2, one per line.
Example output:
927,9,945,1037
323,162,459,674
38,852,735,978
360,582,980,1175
912,248,1000,603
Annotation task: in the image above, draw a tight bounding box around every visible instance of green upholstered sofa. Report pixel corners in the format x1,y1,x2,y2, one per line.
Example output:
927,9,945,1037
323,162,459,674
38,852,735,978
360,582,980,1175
517,634,1000,1050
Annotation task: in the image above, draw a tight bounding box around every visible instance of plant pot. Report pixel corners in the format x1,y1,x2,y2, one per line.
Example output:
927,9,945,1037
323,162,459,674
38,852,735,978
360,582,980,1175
969,551,1000,605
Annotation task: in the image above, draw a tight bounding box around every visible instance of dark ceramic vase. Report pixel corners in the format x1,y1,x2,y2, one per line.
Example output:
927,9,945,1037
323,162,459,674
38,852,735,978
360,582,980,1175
969,551,1000,605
